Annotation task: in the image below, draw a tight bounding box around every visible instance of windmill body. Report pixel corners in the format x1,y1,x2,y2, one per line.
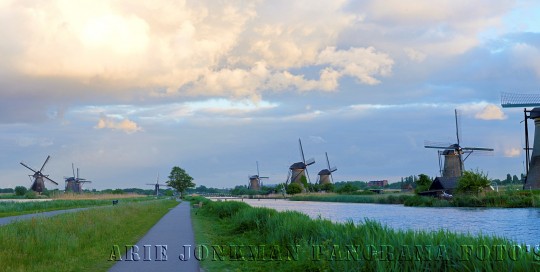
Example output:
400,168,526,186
424,110,493,178
318,152,337,185
65,164,91,193
249,161,268,190
147,173,167,196
501,93,540,189
286,139,315,189
525,108,540,189
20,155,58,193
441,144,464,178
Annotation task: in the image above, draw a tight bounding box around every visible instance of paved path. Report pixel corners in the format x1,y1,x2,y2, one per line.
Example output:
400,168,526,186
109,201,200,272
0,207,92,226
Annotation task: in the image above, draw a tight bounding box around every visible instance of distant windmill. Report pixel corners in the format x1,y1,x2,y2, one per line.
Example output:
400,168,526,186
286,139,315,189
146,173,167,196
20,155,58,193
501,92,540,189
424,109,494,177
64,163,91,193
248,161,269,190
318,152,337,185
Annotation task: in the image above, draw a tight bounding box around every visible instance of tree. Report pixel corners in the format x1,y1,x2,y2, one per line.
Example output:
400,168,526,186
414,174,432,194
457,170,490,194
14,186,27,196
167,166,195,198
286,183,303,195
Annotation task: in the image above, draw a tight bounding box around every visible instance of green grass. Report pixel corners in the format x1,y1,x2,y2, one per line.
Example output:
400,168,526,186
0,199,178,271
189,197,539,272
289,193,413,204
290,191,540,208
0,197,156,218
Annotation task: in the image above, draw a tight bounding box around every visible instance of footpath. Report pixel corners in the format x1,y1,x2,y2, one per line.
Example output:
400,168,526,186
109,201,200,272
0,207,91,226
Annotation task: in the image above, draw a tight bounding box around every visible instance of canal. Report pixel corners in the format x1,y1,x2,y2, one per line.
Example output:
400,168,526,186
241,199,540,245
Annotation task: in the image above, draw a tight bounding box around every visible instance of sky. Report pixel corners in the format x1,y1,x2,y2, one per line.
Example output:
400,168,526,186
1,0,540,190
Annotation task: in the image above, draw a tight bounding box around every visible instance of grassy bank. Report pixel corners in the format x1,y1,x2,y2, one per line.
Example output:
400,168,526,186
289,191,540,208
289,193,412,205
0,197,156,218
0,199,178,271
189,196,538,271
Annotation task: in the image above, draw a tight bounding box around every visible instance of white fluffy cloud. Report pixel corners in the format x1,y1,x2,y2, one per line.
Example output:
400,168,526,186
0,0,394,99
504,147,521,157
95,114,142,133
475,104,507,120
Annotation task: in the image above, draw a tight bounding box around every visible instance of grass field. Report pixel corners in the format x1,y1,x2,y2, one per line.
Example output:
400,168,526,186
0,196,157,218
189,196,538,272
0,199,178,272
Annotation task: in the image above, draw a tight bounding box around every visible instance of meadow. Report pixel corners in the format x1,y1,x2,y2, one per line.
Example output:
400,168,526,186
0,195,154,218
0,199,178,271
188,196,538,272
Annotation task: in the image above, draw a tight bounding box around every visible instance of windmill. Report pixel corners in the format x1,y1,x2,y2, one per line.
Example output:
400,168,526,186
20,155,58,193
146,173,167,196
248,161,269,190
285,139,315,189
501,92,540,189
64,163,91,193
424,109,494,177
318,152,337,185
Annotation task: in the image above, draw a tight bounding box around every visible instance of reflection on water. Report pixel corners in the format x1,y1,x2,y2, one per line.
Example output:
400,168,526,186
241,199,540,245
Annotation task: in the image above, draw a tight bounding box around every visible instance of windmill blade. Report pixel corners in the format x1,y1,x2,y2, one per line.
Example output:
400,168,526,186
80,180,92,183
424,145,455,150
454,109,461,146
72,163,75,178
259,176,269,179
461,147,494,151
325,152,331,170
330,166,337,172
305,158,315,166
20,162,37,173
305,168,312,184
299,138,306,163
256,161,260,177
40,155,51,172
44,176,59,185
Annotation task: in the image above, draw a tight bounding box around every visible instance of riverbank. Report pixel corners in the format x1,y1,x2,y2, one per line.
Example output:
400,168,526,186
188,196,538,271
288,191,540,208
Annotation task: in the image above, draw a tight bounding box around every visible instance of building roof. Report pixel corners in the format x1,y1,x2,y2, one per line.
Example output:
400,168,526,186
318,169,331,175
289,162,306,170
429,176,459,191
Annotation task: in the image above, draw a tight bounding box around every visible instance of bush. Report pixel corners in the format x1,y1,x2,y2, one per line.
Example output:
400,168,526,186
24,191,37,199
457,170,490,194
320,183,334,192
14,186,27,196
336,183,358,194
286,183,303,195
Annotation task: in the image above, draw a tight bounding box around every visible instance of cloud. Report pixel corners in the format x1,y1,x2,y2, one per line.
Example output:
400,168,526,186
309,136,326,144
504,147,521,157
16,137,54,147
0,0,397,101
95,114,142,133
404,48,426,62
475,104,507,120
